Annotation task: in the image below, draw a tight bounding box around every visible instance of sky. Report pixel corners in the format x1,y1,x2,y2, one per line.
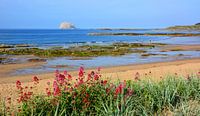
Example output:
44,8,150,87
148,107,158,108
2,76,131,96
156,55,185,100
0,0,200,29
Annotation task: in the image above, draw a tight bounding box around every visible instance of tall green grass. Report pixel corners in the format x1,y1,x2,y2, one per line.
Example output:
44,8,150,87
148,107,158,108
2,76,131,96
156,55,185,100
1,75,200,115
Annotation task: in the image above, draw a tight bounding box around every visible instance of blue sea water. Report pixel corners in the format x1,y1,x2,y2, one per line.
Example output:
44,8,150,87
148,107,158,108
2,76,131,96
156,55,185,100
0,29,200,75
1,29,199,47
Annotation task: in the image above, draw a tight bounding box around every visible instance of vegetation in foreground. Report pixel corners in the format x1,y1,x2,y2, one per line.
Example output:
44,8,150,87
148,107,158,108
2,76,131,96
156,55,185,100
0,67,200,115
0,43,157,57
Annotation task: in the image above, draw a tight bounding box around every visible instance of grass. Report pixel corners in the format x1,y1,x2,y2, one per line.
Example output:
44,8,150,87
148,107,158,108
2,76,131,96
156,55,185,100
0,67,200,115
0,43,156,57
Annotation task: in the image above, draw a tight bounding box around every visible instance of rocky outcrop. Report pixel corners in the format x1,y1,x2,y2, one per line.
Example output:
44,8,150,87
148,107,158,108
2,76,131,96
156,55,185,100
59,22,75,29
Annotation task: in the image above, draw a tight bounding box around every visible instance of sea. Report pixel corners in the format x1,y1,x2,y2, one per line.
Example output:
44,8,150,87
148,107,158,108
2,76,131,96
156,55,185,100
0,29,200,75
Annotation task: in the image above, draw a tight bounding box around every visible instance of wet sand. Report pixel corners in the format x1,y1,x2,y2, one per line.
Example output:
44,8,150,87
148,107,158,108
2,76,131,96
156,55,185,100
160,44,200,52
0,44,200,101
0,62,46,78
0,58,199,83
0,58,199,104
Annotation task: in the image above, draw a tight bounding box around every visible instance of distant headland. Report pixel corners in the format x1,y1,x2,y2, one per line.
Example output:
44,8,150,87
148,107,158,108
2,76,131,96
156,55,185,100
166,23,200,30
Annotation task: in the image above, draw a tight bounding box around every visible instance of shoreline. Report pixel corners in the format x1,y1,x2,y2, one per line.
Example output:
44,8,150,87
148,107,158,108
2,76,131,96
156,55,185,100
0,57,199,84
0,43,199,79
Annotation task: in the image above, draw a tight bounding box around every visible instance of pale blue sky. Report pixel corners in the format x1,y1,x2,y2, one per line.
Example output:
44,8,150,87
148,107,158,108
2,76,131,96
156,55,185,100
0,0,199,29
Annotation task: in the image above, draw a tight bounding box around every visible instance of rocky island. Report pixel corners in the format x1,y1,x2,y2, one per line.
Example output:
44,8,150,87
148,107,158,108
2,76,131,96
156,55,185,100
59,22,75,29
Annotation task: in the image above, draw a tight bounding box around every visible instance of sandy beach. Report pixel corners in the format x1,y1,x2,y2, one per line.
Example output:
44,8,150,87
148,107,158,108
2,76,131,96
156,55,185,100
0,43,200,100
0,58,200,83
0,58,199,101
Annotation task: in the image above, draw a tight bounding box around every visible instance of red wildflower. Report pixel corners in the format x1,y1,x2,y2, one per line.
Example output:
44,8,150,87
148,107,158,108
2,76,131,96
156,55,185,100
115,84,123,95
87,74,91,81
53,81,61,96
47,91,51,96
115,87,121,95
56,74,66,85
115,83,125,95
16,80,22,90
103,80,107,85
101,80,107,85
16,80,21,86
27,92,33,96
78,78,84,85
67,74,72,80
33,76,39,84
94,74,99,80
79,67,84,77
83,98,88,103
63,70,68,75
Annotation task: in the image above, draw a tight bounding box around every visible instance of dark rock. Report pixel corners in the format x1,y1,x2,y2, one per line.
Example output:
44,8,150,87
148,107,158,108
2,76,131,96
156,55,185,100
0,44,14,49
49,65,72,68
28,58,47,62
15,44,31,47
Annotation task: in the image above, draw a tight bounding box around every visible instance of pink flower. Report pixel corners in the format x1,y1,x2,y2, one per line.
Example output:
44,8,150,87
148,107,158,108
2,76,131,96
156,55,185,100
79,67,84,77
79,66,84,72
56,74,66,85
53,81,61,96
115,83,125,95
78,78,84,85
63,70,67,75
115,87,121,95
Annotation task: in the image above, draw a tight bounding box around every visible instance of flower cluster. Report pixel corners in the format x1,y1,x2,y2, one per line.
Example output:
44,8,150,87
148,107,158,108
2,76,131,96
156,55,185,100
15,67,134,111
10,67,200,115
